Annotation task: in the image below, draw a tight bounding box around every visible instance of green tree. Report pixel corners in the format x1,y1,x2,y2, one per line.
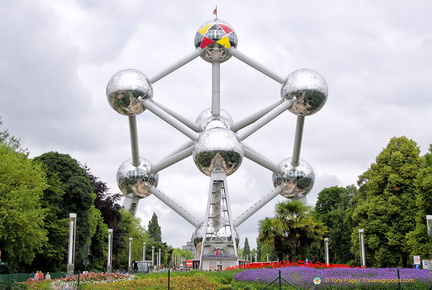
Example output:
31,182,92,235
406,144,432,258
148,212,162,243
314,185,357,264
258,200,327,262
116,209,149,270
0,144,48,272
352,136,422,267
85,167,123,270
34,152,95,266
27,167,68,272
243,238,251,258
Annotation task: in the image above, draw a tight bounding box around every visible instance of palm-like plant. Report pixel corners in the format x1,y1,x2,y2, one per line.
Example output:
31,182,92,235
258,200,327,262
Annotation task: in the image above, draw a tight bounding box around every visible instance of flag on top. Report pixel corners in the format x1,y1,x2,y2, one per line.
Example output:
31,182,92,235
213,6,217,18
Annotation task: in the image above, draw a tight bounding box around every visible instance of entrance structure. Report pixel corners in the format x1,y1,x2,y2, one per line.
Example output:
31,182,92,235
105,15,328,270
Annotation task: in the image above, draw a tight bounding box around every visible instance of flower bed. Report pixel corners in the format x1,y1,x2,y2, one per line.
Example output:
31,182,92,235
234,266,432,288
227,260,360,270
50,272,134,287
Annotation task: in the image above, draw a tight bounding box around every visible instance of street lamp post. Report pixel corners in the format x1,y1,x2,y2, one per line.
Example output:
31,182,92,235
107,229,113,273
152,246,155,267
359,229,366,267
67,213,77,276
324,238,329,266
128,237,133,273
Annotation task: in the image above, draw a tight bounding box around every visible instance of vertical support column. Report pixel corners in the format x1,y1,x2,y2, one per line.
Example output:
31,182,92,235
107,229,113,273
128,116,141,167
199,169,238,270
152,246,155,267
158,248,162,268
324,238,329,266
211,62,221,116
67,213,77,276
359,229,366,267
291,115,305,167
128,237,133,273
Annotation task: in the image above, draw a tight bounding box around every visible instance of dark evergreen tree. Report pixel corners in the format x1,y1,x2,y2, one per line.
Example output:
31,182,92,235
148,212,162,242
243,237,251,258
314,185,357,264
85,166,124,268
34,152,95,266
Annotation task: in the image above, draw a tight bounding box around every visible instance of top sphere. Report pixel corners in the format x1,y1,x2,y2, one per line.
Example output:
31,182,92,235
194,19,238,63
281,69,328,116
106,69,153,116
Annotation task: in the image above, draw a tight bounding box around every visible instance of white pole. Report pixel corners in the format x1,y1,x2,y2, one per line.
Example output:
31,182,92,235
128,237,133,272
324,238,329,266
67,213,76,276
359,229,366,267
107,229,113,273
152,246,155,266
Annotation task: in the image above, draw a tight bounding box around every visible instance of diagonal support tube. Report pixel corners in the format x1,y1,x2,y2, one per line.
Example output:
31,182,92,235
243,144,279,173
237,100,292,141
233,186,283,227
152,100,201,132
229,48,285,84
142,99,198,141
149,48,203,83
232,100,283,132
149,186,200,227
152,145,193,172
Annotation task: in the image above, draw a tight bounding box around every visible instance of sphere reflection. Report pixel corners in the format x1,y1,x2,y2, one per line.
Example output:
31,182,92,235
272,158,315,198
193,127,243,176
117,158,158,198
281,69,327,116
106,69,153,116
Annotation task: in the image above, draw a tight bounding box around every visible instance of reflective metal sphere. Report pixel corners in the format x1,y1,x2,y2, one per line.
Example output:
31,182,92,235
117,158,158,198
281,69,328,116
193,127,243,176
106,69,153,116
193,220,239,248
272,158,315,198
194,19,238,63
196,108,233,131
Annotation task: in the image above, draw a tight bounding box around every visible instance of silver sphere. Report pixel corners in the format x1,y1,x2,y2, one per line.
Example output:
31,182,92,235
194,19,238,63
193,127,243,176
117,158,158,198
196,108,233,131
281,69,328,116
106,69,153,116
193,220,239,248
272,158,315,198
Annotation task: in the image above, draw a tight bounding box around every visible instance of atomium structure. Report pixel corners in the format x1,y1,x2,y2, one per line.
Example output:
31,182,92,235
106,16,328,271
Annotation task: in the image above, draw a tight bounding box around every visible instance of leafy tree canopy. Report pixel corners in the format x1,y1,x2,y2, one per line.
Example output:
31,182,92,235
0,144,48,272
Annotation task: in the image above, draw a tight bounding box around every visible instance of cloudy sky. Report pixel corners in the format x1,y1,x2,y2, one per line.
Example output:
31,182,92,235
1,0,431,251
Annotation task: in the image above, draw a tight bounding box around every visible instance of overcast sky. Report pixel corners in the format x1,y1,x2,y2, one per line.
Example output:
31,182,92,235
1,0,431,251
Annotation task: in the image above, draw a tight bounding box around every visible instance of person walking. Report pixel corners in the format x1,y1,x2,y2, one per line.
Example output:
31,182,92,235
45,272,51,280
